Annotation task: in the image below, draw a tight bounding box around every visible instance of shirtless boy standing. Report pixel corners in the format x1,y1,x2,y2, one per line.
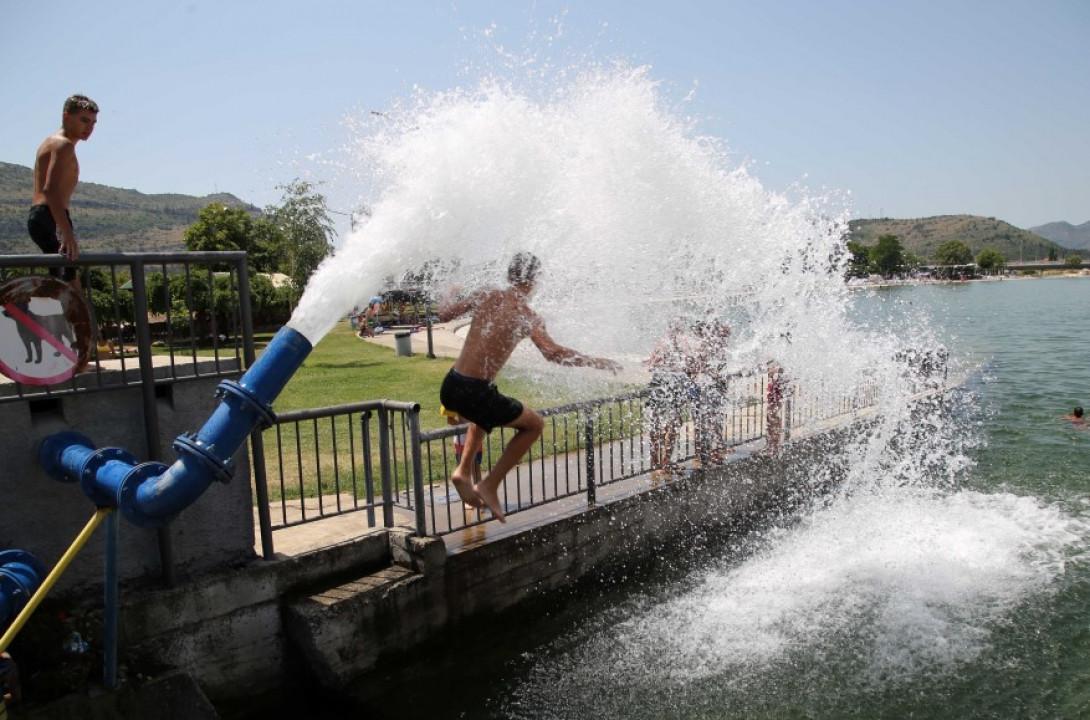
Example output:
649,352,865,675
29,94,99,287
437,252,620,522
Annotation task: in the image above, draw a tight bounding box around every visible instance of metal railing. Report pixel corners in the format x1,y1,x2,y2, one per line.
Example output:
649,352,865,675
0,252,254,402
252,400,422,557
252,367,884,542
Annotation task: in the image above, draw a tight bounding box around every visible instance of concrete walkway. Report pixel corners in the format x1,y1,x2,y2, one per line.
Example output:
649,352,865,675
357,321,468,359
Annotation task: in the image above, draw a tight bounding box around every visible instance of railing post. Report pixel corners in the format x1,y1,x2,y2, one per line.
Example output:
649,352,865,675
407,407,427,536
129,260,174,585
425,318,436,359
236,260,275,560
362,411,376,527
584,408,596,506
378,407,394,527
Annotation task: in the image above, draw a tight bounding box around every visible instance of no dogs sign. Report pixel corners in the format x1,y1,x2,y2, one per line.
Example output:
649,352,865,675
0,277,91,386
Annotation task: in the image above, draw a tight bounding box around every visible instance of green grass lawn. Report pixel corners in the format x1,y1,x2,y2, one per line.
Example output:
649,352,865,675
273,321,575,429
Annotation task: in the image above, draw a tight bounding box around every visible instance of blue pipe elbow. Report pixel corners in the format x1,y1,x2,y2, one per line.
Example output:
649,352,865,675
38,326,313,527
0,550,45,628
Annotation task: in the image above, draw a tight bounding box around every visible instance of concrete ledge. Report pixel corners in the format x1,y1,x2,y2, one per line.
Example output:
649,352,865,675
284,565,441,687
119,528,391,701
387,527,447,574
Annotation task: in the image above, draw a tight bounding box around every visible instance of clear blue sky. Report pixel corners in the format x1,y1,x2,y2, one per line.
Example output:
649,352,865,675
2,0,1086,234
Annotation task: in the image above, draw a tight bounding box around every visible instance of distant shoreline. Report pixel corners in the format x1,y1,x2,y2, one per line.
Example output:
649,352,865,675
848,270,1090,291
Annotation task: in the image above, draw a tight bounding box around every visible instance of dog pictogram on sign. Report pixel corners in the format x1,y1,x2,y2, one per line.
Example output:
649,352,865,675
0,277,91,386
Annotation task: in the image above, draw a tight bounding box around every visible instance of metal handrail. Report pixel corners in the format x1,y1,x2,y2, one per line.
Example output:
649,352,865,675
0,251,247,267
274,399,420,424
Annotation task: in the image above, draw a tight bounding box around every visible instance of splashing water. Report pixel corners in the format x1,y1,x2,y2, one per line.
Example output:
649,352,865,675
289,64,883,395
283,60,1089,714
501,489,1089,717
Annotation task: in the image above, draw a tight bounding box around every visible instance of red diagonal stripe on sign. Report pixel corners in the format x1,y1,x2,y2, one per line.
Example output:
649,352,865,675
3,302,79,364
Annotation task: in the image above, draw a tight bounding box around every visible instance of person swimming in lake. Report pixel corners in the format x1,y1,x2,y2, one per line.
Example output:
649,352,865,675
437,252,620,522
1063,406,1086,428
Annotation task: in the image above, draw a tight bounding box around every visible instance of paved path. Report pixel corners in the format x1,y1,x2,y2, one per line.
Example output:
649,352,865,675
359,321,468,358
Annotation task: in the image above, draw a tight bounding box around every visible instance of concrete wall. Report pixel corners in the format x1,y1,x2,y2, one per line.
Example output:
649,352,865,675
281,431,850,693
122,531,391,701
0,374,256,594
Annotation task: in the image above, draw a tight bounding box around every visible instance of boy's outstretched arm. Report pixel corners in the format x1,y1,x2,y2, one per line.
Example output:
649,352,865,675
437,288,485,322
530,320,620,373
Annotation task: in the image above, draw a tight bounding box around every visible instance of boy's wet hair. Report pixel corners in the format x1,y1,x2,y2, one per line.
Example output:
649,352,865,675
1075,406,1084,418
64,94,99,114
508,252,541,286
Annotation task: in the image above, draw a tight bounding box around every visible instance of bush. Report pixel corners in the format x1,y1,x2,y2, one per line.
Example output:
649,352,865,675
250,273,293,327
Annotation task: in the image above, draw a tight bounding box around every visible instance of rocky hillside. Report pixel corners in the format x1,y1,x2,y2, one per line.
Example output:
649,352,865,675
0,161,256,254
849,215,1070,262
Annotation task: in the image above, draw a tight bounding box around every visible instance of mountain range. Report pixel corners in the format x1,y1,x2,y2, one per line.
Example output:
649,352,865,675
1,160,1081,264
0,161,254,254
1029,221,1090,252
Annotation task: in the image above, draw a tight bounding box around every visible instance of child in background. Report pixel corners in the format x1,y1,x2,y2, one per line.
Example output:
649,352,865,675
440,405,483,487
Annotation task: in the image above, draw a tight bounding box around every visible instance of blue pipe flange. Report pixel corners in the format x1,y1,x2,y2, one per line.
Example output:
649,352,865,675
37,431,94,483
216,379,277,430
79,447,138,508
116,461,171,527
0,550,46,626
173,433,234,484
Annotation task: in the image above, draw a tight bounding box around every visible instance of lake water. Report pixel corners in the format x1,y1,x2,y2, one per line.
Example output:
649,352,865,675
337,277,1090,720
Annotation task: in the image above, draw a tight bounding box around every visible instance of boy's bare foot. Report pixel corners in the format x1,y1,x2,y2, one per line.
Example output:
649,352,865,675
474,483,507,523
451,472,485,508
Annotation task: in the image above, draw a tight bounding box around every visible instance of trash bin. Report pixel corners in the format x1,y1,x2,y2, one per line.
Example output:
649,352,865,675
394,331,413,357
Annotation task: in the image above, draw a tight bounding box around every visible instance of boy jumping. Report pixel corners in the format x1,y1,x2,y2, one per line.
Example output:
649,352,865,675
437,252,619,522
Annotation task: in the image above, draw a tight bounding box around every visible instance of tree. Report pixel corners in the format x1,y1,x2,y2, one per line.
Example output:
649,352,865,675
184,203,255,254
248,273,294,326
247,216,288,274
1048,246,1058,262
1066,254,1083,267
845,240,872,278
869,234,906,278
933,240,973,267
183,202,285,273
975,248,1006,274
266,180,336,296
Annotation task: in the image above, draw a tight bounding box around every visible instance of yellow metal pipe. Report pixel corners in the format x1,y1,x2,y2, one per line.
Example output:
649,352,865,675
0,508,112,654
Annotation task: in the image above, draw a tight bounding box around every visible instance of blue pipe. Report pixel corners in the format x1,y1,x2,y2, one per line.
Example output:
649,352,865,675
38,326,313,527
0,551,45,628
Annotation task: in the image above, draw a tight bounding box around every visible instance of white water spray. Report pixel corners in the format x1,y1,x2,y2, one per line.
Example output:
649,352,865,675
281,59,1087,710
289,64,879,395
